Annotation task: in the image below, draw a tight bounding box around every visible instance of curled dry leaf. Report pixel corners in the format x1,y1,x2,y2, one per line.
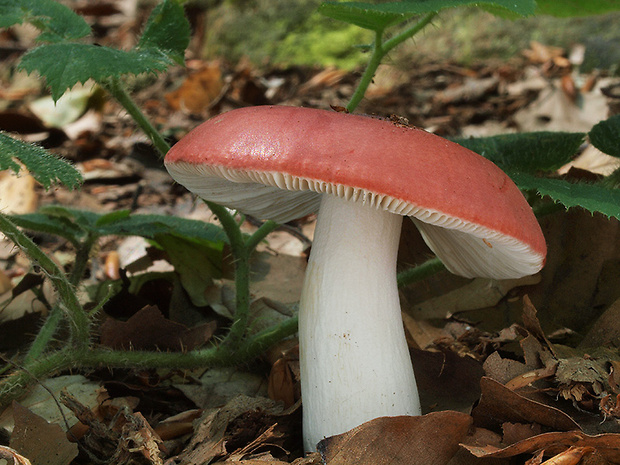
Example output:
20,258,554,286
463,430,620,463
317,412,472,465
0,446,32,465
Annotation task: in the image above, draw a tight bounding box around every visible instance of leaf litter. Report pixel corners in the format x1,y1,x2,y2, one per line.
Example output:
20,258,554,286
1,3,620,465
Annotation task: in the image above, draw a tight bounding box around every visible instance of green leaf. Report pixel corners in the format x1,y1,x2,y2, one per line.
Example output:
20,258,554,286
95,214,227,243
138,0,191,65
536,0,620,17
0,0,90,41
19,43,174,101
153,234,222,306
95,210,131,227
10,211,86,246
454,132,585,173
318,0,536,31
589,114,620,158
510,171,620,219
0,132,83,189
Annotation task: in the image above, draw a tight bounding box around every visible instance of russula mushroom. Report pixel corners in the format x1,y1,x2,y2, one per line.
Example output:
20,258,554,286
164,105,546,451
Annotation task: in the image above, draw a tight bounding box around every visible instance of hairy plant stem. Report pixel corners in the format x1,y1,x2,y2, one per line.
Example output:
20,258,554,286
69,234,98,286
206,202,279,349
397,256,445,288
0,214,90,350
0,315,298,409
23,305,63,365
100,77,171,156
346,12,437,112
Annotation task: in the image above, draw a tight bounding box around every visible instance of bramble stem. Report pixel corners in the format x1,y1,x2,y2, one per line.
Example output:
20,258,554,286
0,214,89,350
347,12,437,112
101,77,171,156
0,315,298,408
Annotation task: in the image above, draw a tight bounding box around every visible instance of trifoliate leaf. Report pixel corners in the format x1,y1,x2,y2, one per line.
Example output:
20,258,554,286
589,114,620,158
509,171,620,220
19,43,174,101
0,132,83,189
0,0,90,42
318,0,536,31
454,132,585,173
138,0,191,65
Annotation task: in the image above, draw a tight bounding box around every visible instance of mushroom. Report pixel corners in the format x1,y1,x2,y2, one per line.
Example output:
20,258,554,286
164,105,547,451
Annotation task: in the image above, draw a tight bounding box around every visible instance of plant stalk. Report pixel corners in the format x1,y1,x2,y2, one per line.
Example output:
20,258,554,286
0,316,298,408
0,214,90,349
101,77,171,156
347,12,437,112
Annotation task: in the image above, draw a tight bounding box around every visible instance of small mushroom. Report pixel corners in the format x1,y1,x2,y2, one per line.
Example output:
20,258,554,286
164,105,546,451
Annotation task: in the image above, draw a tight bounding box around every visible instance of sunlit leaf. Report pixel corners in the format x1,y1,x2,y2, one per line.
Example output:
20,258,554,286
319,0,536,31
536,0,620,17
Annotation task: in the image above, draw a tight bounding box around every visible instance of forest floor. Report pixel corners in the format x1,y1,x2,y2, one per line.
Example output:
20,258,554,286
1,2,620,464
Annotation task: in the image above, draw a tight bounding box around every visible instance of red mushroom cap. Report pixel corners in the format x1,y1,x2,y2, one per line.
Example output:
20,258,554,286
165,105,546,279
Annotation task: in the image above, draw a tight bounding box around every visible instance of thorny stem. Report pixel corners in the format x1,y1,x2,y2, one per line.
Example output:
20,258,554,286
0,315,298,409
0,214,90,350
23,305,64,365
69,234,98,286
100,77,171,156
397,256,446,288
346,12,437,112
206,202,280,349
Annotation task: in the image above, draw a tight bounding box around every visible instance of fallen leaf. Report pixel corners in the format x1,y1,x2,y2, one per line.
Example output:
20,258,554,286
0,375,100,433
317,412,472,465
175,395,285,465
472,377,580,432
411,276,540,319
100,304,216,351
0,446,32,465
463,430,620,463
9,402,79,465
165,61,223,114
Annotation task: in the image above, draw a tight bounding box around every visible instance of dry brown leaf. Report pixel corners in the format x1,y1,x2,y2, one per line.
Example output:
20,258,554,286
0,170,37,214
100,304,216,351
9,402,79,465
165,61,223,114
317,412,472,465
176,395,284,465
413,348,484,413
411,276,540,319
472,377,580,432
0,446,32,465
463,430,620,463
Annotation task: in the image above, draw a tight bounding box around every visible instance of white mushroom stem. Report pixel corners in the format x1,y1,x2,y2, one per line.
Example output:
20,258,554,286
299,194,421,452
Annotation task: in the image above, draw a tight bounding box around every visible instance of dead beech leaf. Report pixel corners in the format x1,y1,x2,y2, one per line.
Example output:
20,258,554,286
9,402,79,465
100,304,215,351
317,412,472,465
0,446,32,465
165,61,223,114
463,430,620,463
472,377,580,432
176,395,284,465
